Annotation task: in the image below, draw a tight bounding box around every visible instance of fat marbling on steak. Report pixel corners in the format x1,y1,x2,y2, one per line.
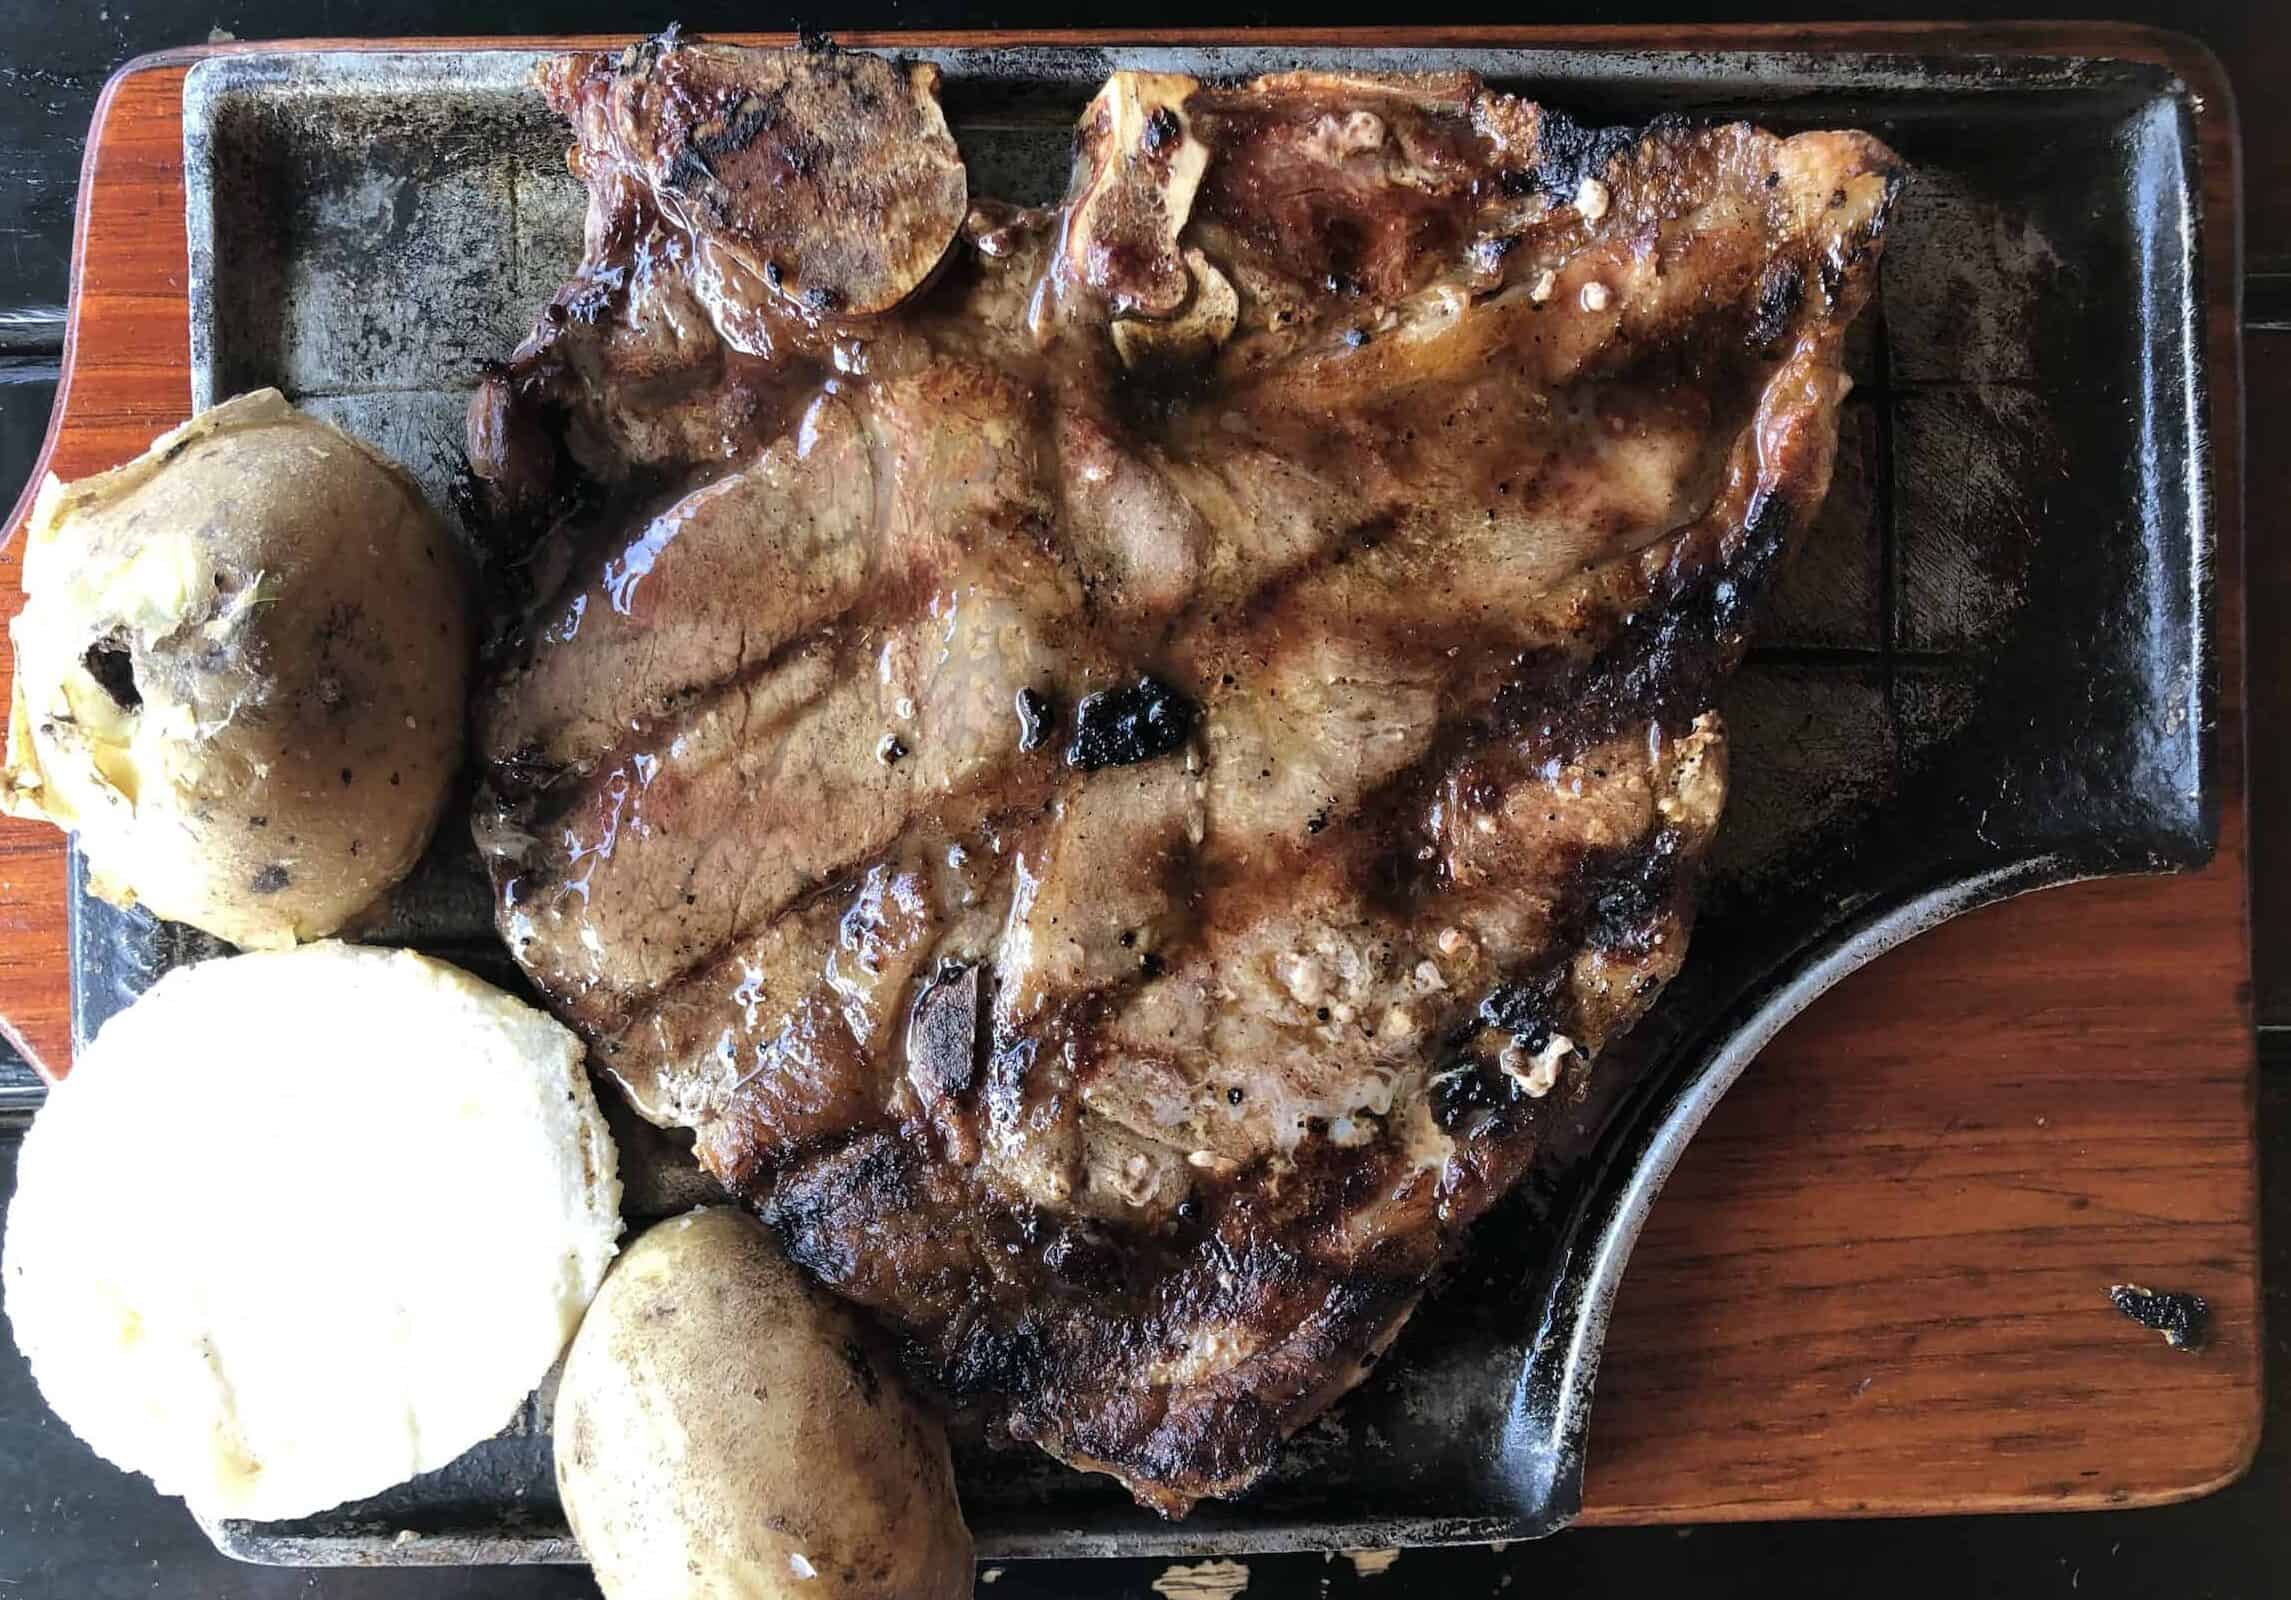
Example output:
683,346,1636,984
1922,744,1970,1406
466,34,1900,1514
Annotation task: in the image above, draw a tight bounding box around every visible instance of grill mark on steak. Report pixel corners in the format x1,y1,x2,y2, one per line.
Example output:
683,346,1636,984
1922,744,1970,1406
501,341,1759,1022
469,36,1899,1516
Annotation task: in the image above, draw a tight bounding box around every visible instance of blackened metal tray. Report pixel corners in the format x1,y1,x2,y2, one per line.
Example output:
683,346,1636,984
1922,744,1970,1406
130,35,2216,1566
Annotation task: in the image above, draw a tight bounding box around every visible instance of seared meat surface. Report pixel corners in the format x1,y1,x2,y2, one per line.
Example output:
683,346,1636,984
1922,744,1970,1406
468,35,1899,1514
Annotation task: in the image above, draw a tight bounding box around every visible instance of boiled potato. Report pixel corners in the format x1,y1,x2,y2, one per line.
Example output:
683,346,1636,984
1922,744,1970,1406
556,1207,973,1599
4,942,622,1522
2,389,470,947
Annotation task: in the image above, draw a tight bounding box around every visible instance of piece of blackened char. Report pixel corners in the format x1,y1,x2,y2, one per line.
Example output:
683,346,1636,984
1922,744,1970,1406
465,35,1902,1517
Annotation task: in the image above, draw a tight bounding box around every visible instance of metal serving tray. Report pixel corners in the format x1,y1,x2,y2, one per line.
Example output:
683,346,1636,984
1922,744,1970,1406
119,37,2214,1565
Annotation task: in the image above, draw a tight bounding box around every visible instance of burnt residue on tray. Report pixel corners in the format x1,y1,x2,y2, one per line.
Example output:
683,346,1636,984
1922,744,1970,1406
2108,1283,2210,1351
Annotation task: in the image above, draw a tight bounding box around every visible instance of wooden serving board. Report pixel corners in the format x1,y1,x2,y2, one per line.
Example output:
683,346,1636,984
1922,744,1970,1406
0,26,2254,1529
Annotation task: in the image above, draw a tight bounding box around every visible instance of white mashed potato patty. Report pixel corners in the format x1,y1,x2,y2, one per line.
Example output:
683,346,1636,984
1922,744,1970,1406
3,941,622,1522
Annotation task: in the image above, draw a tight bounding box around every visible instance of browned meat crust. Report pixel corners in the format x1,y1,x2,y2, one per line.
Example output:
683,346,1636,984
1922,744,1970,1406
467,34,1901,1515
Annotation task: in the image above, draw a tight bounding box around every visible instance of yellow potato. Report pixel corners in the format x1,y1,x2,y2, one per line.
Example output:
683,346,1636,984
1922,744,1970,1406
555,1207,973,1600
2,389,470,947
3,942,622,1523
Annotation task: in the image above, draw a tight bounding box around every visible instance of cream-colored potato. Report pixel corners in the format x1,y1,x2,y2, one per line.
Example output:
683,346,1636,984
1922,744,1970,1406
556,1208,973,1600
2,389,470,947
3,942,622,1523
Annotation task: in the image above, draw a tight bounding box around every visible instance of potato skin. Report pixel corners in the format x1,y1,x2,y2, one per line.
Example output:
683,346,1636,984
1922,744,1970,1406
1,390,470,947
555,1207,973,1600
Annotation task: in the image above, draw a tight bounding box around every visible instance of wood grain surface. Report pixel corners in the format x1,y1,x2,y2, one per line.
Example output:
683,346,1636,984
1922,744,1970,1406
0,25,2255,1526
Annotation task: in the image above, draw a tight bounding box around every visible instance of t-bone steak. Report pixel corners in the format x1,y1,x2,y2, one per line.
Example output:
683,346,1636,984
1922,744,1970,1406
465,34,1901,1514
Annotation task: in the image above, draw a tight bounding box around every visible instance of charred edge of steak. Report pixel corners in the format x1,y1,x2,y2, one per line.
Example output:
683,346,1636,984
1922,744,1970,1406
759,1107,1439,1490
1501,486,1792,756
1356,487,1791,916
1747,260,1807,352
1063,1277,1427,1504
1500,107,1688,202
937,1204,1428,1503
1433,825,1688,1141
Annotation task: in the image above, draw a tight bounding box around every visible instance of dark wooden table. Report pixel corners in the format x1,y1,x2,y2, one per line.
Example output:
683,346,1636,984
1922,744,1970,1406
0,2,2284,1595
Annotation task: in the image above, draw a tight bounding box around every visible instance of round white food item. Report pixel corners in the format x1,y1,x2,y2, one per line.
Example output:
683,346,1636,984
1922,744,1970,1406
2,941,622,1523
1,388,471,948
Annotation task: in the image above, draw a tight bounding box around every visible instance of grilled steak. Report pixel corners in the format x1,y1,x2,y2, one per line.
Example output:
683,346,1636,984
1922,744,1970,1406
468,35,1899,1514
